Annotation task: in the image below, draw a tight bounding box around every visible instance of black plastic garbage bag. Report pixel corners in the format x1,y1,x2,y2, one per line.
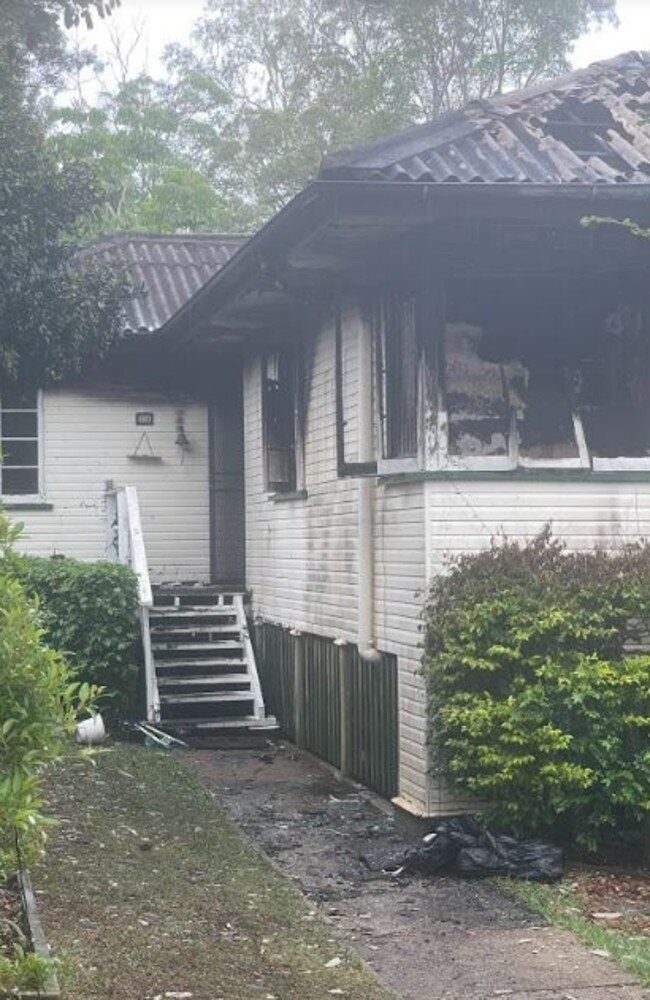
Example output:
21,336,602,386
389,815,481,875
388,816,563,882
456,833,563,881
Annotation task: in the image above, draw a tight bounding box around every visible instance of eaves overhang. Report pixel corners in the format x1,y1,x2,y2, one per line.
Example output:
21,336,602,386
158,179,650,347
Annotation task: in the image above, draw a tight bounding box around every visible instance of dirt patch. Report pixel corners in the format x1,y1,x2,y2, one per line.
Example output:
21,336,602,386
188,743,650,1000
570,869,650,935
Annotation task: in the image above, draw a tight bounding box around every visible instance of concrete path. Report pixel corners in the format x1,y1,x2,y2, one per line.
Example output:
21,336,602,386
188,743,650,1000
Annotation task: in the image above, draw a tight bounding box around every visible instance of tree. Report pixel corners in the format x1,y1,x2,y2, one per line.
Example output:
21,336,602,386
51,74,243,235
0,0,129,385
164,0,617,222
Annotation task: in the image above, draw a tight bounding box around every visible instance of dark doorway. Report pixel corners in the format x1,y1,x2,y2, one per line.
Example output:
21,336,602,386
209,372,245,588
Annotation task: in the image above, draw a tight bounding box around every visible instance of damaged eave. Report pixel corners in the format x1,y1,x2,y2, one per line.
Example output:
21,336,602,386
158,177,650,352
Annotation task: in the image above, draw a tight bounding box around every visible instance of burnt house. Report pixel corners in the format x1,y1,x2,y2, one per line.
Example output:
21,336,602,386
13,53,650,817
162,52,650,816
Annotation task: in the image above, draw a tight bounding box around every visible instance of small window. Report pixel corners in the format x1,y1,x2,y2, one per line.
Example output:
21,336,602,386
263,352,298,493
0,388,41,497
378,293,420,461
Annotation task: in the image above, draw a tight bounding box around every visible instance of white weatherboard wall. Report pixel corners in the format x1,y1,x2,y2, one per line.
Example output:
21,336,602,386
244,311,430,813
11,388,210,583
244,302,650,817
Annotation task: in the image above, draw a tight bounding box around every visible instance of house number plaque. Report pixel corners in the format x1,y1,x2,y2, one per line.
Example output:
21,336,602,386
136,412,155,426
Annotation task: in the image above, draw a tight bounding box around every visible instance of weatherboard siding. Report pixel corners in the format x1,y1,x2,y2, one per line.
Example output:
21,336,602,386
11,388,210,583
243,306,650,816
244,313,431,810
424,479,650,576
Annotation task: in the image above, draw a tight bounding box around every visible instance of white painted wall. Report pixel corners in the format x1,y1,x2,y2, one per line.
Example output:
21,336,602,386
244,301,650,817
9,388,210,583
244,310,431,812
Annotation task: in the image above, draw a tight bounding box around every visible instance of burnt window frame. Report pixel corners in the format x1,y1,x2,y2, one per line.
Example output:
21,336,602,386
334,303,378,478
262,349,303,495
0,388,44,500
376,290,423,475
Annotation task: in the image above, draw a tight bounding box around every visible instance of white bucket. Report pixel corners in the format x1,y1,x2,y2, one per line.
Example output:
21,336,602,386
75,713,106,745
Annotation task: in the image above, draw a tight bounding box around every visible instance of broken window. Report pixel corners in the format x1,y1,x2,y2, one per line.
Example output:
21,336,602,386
575,304,650,464
335,304,378,477
444,322,524,463
442,274,650,471
377,292,420,461
263,351,298,493
1,387,41,497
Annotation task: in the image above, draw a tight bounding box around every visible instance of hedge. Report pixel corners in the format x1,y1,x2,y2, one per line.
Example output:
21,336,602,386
16,555,140,717
424,530,650,853
0,515,97,879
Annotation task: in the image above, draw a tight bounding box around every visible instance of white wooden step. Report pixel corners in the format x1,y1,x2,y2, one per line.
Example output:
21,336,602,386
152,641,243,653
159,716,278,731
159,691,254,705
154,658,245,670
157,674,251,688
151,608,237,619
151,625,240,636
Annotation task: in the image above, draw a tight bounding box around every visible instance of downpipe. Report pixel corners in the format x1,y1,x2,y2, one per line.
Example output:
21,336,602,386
356,304,381,664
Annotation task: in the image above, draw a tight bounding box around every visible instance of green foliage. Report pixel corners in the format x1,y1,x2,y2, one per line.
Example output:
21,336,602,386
0,512,99,879
160,0,615,223
424,531,650,851
0,946,52,993
0,0,131,385
582,215,650,240
51,75,241,236
49,0,615,233
16,556,140,718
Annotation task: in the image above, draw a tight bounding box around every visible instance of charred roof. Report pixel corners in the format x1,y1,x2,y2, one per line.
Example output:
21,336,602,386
321,52,650,186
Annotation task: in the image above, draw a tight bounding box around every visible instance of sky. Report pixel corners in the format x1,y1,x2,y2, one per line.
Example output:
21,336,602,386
79,0,650,82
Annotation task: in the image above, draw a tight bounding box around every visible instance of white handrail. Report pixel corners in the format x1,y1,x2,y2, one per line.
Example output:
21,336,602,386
122,486,153,609
234,595,265,721
106,484,159,722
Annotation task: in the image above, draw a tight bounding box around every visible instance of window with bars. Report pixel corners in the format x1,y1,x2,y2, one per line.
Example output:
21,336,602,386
378,293,420,461
1,388,41,497
263,352,298,493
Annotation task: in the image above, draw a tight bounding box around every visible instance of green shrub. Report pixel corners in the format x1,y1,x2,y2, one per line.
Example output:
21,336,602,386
16,556,140,717
424,530,650,852
0,514,97,878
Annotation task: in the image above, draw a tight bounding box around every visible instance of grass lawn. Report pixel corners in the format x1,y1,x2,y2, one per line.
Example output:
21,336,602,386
35,743,394,1000
502,876,650,988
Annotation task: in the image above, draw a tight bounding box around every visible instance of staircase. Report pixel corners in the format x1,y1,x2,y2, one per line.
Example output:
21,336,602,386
149,585,277,735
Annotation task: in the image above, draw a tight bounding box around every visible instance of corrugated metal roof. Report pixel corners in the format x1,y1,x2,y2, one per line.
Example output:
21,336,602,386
321,52,650,186
81,234,247,332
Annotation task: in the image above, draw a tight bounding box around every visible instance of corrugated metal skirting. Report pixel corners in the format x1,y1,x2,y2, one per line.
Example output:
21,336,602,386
251,621,399,800
251,621,295,741
347,644,399,801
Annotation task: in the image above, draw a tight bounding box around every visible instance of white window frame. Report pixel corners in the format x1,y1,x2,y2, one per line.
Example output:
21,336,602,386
376,293,425,477
0,390,45,502
515,411,591,471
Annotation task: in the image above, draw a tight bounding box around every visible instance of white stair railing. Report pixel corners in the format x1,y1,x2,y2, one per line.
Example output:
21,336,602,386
233,595,266,721
105,484,159,723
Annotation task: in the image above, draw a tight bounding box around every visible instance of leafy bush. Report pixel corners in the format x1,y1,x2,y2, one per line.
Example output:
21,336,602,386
424,530,650,852
0,514,97,878
15,556,140,717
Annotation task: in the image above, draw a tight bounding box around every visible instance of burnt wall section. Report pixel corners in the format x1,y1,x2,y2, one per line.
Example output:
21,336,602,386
444,271,650,463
